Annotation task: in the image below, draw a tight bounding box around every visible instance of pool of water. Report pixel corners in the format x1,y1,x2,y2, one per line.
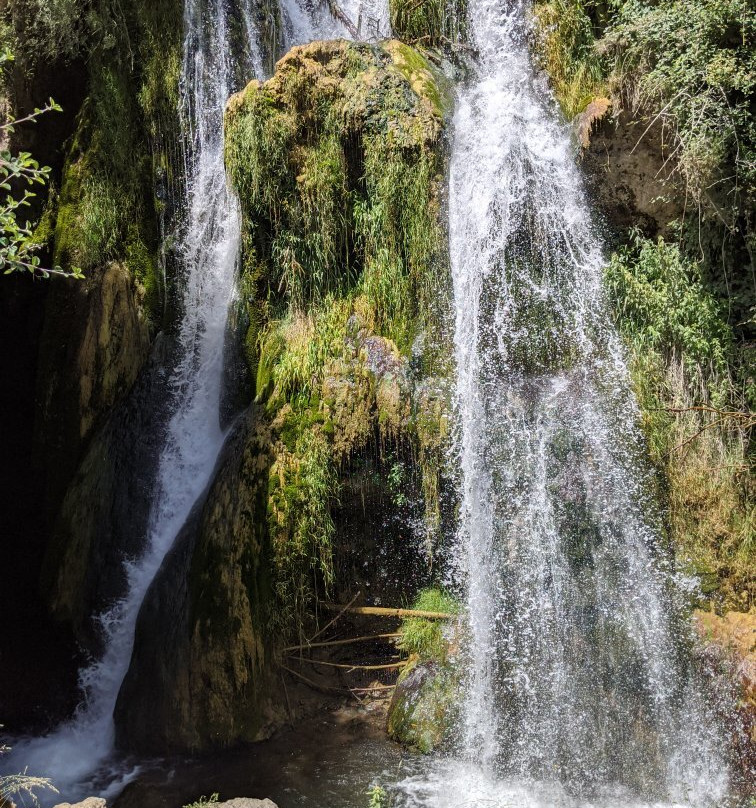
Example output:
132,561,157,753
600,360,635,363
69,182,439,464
109,705,731,808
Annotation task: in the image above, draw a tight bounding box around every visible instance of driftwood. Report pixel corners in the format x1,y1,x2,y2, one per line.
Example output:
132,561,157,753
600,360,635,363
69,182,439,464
320,603,454,620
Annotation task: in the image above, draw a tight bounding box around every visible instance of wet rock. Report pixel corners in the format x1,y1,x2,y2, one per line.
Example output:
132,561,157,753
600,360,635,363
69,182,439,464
34,262,151,528
115,407,273,754
40,338,174,651
387,660,457,753
52,799,107,808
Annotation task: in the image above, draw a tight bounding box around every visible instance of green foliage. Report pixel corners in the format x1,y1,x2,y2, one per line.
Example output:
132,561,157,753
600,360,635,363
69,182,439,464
606,234,754,608
532,0,608,117
368,784,389,808
269,428,338,631
183,794,220,808
398,587,458,662
225,43,445,351
606,0,756,329
0,51,81,277
606,232,732,390
607,0,754,200
226,43,452,635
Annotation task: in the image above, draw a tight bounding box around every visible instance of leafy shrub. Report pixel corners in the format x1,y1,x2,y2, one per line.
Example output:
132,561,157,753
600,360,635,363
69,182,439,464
606,235,754,608
398,587,458,662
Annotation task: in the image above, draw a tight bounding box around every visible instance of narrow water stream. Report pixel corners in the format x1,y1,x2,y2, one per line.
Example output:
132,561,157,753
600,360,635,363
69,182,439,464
2,0,389,803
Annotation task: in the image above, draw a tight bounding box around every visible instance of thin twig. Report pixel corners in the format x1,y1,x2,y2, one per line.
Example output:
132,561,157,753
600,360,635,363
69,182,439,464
282,632,402,653
285,656,407,671
307,591,362,645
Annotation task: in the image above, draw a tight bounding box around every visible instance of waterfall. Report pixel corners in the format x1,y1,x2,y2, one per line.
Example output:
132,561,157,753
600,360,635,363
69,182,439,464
2,1,264,800
401,0,727,806
3,0,389,802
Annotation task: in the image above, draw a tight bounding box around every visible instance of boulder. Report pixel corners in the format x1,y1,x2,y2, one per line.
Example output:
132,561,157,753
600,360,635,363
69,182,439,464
387,660,458,753
52,799,107,808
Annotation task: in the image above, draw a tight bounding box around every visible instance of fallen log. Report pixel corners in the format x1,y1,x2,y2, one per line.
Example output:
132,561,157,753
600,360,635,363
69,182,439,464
320,603,454,620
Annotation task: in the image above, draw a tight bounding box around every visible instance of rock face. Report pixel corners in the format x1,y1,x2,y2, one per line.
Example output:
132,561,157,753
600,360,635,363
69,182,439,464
34,262,151,525
115,408,274,754
40,340,174,650
580,105,685,238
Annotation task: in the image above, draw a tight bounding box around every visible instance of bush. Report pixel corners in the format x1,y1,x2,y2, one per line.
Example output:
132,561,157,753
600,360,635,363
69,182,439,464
606,234,754,608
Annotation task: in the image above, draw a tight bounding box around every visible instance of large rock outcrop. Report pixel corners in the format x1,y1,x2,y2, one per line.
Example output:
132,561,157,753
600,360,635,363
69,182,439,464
115,38,454,754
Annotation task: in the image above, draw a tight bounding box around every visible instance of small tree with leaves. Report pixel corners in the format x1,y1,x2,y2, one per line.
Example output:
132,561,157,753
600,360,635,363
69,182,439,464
0,49,81,279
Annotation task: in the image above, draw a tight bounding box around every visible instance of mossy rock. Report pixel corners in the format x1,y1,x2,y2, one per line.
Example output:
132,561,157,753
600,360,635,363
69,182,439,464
225,39,451,344
387,659,459,753
225,39,456,635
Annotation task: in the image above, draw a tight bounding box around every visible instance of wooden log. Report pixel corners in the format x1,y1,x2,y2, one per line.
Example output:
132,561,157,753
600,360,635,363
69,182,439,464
320,603,454,620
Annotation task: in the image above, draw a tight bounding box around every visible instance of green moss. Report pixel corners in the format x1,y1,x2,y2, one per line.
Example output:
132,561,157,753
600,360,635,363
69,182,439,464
225,41,454,634
387,658,459,753
39,0,183,326
531,0,607,118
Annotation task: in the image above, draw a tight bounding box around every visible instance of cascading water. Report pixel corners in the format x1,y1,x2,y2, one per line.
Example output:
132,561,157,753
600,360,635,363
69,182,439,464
3,0,264,800
400,1,728,806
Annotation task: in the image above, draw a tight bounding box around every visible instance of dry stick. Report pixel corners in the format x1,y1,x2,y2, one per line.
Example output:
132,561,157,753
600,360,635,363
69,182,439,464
279,663,344,694
285,657,407,671
307,591,362,646
320,603,453,620
282,632,402,653
350,684,395,692
668,417,729,456
328,0,359,37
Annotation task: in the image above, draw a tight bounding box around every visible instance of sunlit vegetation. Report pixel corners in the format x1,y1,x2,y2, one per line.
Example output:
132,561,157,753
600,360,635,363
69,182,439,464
225,41,453,635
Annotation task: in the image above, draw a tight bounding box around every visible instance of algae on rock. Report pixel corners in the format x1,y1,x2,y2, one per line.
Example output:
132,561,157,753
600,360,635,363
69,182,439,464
225,39,455,635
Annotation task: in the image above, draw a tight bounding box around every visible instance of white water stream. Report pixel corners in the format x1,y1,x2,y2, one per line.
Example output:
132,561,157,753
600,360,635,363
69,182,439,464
396,0,728,806
4,0,261,800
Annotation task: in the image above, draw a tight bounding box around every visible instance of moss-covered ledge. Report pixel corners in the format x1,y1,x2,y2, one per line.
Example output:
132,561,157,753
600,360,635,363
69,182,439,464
224,39,455,635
